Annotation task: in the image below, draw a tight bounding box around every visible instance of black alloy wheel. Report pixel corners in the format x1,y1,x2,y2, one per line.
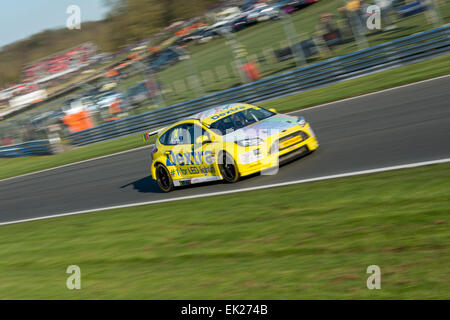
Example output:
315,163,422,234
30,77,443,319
219,152,240,183
155,163,174,192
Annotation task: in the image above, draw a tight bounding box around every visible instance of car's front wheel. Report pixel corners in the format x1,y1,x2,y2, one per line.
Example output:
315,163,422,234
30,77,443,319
218,152,240,183
155,163,174,192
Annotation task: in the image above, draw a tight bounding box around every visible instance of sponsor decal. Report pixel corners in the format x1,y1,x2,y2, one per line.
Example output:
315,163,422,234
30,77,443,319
208,105,248,121
191,176,222,184
166,150,213,166
174,175,222,186
170,166,215,177
279,135,303,149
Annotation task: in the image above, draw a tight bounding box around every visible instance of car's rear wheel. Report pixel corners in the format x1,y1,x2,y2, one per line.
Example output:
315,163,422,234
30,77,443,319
155,163,174,192
218,152,240,183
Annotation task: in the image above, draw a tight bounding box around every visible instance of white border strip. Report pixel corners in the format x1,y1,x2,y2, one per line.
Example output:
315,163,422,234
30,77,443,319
1,74,449,183
1,157,449,227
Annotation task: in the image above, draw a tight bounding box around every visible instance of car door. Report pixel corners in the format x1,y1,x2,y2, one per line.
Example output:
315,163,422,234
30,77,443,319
189,124,220,180
163,123,195,180
163,123,219,182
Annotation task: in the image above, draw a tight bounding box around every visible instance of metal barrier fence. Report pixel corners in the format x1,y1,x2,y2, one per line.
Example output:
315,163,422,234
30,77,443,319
0,140,53,158
69,25,450,146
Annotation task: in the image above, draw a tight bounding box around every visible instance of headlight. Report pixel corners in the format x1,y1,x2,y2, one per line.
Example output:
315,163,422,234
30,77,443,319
297,116,306,127
236,137,264,147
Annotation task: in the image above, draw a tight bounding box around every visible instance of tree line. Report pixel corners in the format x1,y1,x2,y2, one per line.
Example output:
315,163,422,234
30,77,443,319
0,0,221,88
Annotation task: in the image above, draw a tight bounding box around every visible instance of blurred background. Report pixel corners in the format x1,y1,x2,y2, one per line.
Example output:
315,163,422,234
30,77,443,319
0,0,448,154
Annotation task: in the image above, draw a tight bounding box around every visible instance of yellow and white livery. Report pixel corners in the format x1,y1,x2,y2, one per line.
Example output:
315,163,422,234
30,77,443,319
145,103,319,192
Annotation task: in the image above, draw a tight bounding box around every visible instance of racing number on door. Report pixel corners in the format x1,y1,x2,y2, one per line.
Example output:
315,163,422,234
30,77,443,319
165,124,215,178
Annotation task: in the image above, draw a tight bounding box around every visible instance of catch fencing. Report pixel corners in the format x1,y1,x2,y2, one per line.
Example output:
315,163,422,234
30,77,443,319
0,140,53,158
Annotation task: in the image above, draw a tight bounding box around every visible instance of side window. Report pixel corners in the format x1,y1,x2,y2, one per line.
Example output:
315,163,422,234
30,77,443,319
186,124,209,144
210,116,235,135
160,123,209,145
165,124,192,145
159,130,169,145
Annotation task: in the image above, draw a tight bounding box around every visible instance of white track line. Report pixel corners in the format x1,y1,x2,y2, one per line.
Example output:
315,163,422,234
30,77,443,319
1,73,449,183
1,157,449,226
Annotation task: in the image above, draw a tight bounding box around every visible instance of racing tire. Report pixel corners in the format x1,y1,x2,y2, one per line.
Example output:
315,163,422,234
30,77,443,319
155,163,174,192
218,152,240,183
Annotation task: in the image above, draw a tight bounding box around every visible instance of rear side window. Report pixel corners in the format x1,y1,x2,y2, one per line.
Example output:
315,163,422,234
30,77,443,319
159,123,209,145
159,124,191,145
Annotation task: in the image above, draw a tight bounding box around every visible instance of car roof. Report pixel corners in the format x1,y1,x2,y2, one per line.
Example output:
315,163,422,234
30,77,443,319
190,103,254,125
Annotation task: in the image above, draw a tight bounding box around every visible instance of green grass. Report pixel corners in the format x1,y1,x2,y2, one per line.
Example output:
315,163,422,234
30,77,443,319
1,53,449,181
0,162,449,299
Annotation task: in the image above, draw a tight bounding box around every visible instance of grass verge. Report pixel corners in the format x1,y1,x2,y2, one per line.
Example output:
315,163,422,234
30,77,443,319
0,162,449,299
0,54,449,181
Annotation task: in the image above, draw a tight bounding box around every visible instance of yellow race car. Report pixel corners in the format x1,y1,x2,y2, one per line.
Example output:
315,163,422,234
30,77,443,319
144,103,319,192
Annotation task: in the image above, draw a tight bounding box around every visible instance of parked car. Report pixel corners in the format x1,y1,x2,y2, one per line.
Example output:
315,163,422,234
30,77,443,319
148,47,189,72
211,7,242,29
258,4,282,21
198,28,221,43
123,82,153,109
231,14,250,32
274,0,318,14
246,4,280,24
30,110,64,128
220,12,252,33
94,90,123,111
177,27,213,44
61,96,97,114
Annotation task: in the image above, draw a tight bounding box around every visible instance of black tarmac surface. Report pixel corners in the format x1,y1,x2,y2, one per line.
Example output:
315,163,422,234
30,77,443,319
1,76,449,224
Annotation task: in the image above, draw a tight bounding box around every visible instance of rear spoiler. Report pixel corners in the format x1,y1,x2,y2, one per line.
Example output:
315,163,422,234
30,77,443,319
142,129,160,142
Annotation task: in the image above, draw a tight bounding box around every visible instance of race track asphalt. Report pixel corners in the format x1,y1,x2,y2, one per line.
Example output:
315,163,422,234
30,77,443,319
1,76,449,224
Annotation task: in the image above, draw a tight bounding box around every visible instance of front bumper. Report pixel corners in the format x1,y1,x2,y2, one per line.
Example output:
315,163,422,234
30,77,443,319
237,124,319,176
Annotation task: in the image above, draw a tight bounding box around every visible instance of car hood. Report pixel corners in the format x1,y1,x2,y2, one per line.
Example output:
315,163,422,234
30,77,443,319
222,114,299,142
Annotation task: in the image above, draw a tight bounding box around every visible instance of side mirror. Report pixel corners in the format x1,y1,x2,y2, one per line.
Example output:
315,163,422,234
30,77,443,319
195,135,213,145
269,108,277,113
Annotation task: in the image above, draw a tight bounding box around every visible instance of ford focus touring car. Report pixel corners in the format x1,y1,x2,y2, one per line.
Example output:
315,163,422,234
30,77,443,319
144,103,319,192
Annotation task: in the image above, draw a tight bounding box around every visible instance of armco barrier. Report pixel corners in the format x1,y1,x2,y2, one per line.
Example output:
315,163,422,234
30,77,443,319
69,25,450,146
0,140,53,158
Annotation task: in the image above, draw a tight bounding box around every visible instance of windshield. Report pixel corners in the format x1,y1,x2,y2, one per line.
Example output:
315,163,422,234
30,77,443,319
209,107,274,135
